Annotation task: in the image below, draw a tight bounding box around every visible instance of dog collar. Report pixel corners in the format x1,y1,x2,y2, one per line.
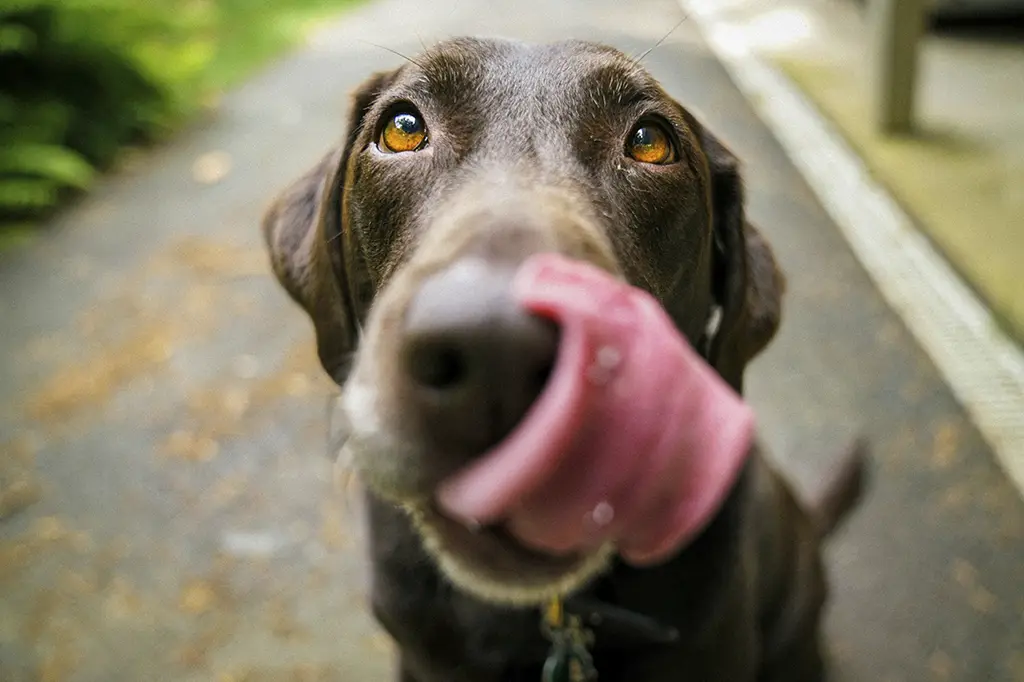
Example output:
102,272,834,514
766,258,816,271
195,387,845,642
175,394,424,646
540,594,680,681
542,597,596,682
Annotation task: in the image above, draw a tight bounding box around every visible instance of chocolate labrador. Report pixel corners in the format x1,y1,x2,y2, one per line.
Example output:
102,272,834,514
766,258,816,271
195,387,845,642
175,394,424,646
261,37,867,682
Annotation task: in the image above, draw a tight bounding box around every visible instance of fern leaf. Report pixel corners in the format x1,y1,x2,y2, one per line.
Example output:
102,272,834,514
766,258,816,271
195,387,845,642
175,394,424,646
0,177,59,213
0,143,95,189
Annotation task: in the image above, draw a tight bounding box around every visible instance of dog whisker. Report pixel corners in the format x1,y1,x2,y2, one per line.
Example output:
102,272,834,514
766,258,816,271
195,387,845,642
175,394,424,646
634,14,690,63
357,39,427,69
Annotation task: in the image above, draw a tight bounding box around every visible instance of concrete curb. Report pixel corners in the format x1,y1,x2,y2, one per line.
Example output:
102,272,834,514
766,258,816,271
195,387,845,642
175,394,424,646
680,0,1024,497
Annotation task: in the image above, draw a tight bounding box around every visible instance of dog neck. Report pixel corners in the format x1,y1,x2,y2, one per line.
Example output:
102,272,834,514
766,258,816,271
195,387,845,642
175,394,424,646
559,594,679,650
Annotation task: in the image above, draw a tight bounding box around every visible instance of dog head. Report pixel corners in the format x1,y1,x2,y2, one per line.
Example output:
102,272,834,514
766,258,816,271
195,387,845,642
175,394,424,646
263,37,783,604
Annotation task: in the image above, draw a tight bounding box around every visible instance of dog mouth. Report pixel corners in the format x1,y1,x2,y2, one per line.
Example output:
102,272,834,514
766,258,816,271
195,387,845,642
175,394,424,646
422,503,583,567
402,501,614,604
345,253,637,601
341,415,610,603
348,252,751,603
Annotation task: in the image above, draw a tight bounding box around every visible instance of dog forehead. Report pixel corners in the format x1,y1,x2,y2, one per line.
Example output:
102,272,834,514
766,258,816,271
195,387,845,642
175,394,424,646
406,37,658,112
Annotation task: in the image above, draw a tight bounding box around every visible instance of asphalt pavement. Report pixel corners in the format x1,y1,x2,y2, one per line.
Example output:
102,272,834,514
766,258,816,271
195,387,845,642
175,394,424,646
1,0,1021,680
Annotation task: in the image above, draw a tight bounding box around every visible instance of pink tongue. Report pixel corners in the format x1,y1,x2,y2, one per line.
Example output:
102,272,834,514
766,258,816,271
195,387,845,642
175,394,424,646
436,254,754,564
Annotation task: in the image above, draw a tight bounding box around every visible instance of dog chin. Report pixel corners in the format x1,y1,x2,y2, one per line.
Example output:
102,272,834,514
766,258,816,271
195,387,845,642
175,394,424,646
344,440,616,605
341,376,614,606
402,502,616,607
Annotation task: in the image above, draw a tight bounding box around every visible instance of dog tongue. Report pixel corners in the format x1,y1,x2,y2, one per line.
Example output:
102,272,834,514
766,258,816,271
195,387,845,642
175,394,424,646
436,254,754,564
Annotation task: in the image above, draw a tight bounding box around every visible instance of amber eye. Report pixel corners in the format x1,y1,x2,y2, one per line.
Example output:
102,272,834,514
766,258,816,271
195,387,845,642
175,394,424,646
379,111,427,153
627,123,675,164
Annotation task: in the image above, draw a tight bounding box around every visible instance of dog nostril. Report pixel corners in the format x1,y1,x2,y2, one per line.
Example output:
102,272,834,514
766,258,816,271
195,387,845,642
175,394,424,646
407,340,469,390
400,263,563,454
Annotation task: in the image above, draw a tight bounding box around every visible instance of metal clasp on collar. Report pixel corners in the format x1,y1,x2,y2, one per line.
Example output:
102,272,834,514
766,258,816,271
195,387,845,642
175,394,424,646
541,597,598,682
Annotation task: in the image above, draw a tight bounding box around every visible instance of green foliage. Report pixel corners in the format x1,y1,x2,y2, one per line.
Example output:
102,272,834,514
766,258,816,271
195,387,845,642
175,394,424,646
0,0,214,228
0,0,357,234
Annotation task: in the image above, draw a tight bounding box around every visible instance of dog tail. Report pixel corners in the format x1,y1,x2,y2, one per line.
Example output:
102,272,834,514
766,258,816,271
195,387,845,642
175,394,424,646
810,437,870,539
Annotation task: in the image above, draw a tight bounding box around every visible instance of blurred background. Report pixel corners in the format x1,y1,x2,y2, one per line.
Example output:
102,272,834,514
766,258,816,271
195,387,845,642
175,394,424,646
1,0,1022,680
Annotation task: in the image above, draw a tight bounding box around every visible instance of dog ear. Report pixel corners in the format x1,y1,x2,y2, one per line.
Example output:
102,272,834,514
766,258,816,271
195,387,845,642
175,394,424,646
261,69,397,382
699,127,785,394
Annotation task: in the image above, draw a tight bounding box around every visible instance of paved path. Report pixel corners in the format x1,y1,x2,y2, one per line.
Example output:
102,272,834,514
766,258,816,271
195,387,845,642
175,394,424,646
1,0,1021,680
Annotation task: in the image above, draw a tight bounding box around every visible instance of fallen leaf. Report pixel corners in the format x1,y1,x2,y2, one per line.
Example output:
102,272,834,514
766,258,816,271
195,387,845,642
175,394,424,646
104,577,143,619
179,580,219,615
25,325,175,421
1,438,42,519
930,419,961,471
163,431,220,462
177,620,234,669
164,237,268,279
267,597,308,640
192,150,233,185
951,556,999,615
0,478,42,521
34,516,71,542
968,586,998,614
928,649,954,680
284,372,312,397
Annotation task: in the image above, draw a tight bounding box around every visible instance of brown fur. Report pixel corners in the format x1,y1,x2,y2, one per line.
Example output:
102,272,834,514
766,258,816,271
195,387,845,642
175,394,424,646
262,37,867,682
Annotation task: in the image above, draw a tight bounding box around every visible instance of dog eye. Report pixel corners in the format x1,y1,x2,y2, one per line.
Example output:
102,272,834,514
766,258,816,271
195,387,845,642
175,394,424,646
379,111,428,153
626,123,676,164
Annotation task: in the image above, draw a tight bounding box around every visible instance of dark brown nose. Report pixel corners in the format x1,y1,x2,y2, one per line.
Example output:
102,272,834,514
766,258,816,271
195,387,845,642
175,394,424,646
400,261,558,456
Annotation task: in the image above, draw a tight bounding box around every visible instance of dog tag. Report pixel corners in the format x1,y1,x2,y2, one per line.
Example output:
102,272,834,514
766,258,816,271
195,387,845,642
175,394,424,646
541,598,597,682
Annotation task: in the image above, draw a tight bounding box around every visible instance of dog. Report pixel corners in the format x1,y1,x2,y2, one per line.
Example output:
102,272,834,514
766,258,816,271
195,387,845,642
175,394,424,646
262,37,867,682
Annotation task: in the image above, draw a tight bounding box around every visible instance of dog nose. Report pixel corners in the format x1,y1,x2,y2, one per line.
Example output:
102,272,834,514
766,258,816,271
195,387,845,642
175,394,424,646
401,261,559,455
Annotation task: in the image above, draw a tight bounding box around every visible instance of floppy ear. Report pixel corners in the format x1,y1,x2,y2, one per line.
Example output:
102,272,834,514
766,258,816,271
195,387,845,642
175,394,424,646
261,70,397,382
700,127,785,394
